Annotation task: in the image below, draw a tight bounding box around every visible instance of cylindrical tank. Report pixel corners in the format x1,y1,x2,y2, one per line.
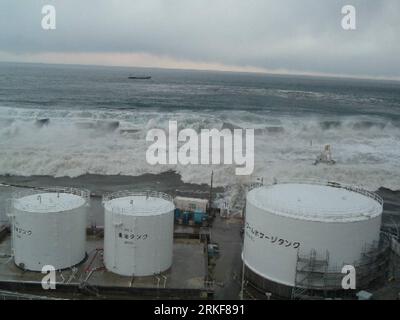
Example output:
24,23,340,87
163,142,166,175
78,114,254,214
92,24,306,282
103,191,175,276
243,181,383,295
11,188,89,271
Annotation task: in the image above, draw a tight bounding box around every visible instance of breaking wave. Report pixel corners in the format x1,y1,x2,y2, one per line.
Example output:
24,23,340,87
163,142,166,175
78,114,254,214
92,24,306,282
0,106,400,191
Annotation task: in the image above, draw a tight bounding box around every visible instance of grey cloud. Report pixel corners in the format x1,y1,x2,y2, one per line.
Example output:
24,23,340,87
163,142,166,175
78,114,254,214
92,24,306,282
0,0,399,77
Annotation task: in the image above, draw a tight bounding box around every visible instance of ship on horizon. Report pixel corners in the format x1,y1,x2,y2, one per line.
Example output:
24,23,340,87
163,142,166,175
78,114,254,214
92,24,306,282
128,75,151,80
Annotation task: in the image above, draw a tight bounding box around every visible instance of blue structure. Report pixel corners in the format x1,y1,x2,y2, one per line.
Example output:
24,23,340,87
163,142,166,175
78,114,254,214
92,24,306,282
182,211,190,224
174,208,181,221
174,204,208,225
194,210,206,224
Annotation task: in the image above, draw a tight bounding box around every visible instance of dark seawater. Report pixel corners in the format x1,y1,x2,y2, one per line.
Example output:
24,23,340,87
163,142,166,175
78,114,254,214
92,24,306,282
0,62,399,190
1,62,400,118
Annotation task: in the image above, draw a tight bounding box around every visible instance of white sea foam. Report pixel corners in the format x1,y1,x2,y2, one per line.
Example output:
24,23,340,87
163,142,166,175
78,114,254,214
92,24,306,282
0,106,399,191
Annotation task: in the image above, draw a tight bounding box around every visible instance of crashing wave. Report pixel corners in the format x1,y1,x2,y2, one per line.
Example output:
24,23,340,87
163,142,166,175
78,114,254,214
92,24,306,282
0,106,399,191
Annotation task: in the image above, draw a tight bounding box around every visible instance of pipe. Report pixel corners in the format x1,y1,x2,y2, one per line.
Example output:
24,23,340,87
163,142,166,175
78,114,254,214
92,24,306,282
161,275,167,288
84,248,103,273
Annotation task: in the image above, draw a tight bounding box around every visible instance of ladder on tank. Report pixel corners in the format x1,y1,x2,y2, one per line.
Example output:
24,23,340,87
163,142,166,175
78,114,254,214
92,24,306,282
291,249,329,300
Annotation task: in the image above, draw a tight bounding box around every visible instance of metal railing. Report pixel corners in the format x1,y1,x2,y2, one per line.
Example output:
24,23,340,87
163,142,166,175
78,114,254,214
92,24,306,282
246,177,383,221
103,190,172,203
102,190,173,215
12,186,90,204
8,186,91,215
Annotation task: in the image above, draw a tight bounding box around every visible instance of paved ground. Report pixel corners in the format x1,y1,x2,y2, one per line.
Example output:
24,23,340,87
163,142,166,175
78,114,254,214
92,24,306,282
0,235,207,298
0,179,399,300
210,215,243,300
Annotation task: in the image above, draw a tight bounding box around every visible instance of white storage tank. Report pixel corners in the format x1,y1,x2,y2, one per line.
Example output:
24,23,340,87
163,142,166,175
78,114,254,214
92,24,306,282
10,187,89,271
243,181,383,295
103,191,175,276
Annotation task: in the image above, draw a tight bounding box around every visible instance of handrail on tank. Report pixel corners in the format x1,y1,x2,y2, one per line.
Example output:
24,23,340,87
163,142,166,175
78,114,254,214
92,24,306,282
11,186,91,206
247,177,383,205
102,190,173,205
246,178,383,219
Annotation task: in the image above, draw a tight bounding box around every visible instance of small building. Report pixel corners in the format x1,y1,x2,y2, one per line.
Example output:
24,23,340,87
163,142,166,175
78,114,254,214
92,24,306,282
174,197,208,213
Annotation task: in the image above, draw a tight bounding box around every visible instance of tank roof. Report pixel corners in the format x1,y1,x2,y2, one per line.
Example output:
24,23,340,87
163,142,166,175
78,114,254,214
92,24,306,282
247,183,383,222
104,195,174,216
14,192,86,213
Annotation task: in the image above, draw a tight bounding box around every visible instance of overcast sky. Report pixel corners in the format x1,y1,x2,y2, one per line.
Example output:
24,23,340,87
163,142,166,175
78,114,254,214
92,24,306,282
0,0,399,79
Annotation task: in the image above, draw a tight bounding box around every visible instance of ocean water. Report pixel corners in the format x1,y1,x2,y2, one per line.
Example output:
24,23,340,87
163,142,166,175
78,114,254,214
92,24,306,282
0,62,400,190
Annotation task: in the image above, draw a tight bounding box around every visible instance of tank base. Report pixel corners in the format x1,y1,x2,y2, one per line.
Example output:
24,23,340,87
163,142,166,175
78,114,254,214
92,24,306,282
14,252,89,273
243,265,293,299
